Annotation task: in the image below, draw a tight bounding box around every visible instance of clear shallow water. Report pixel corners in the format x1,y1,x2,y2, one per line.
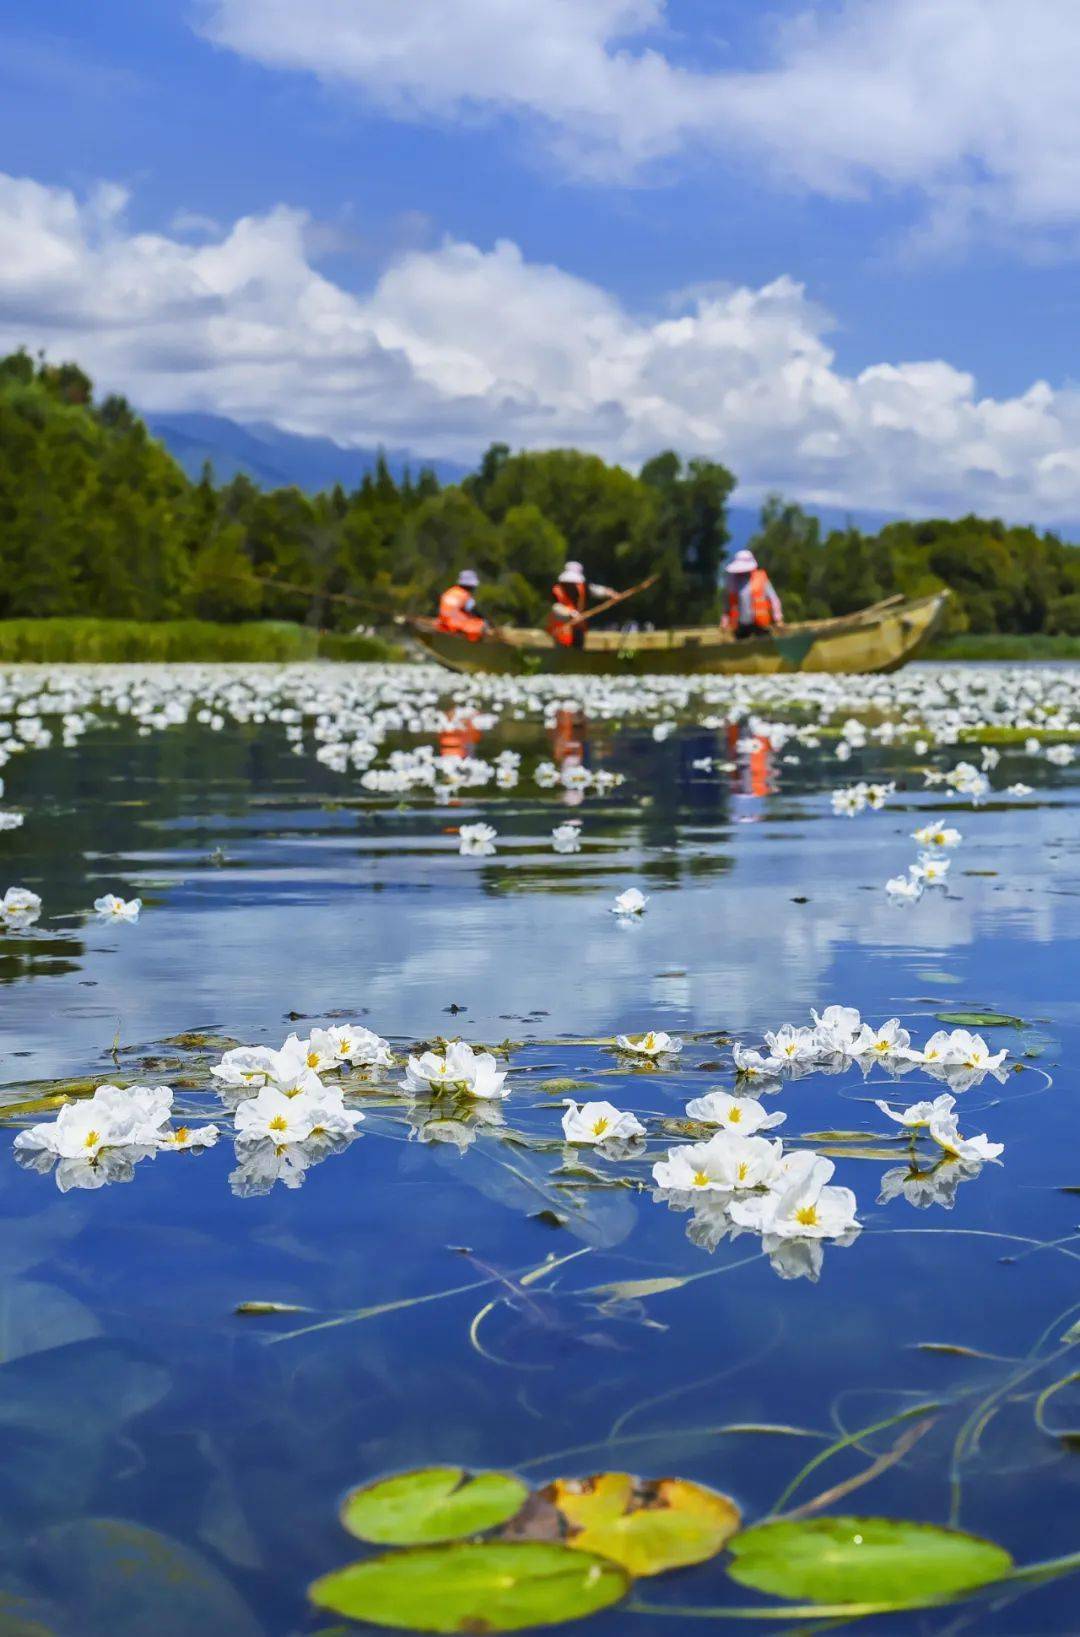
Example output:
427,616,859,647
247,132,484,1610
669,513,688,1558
0,664,1079,1633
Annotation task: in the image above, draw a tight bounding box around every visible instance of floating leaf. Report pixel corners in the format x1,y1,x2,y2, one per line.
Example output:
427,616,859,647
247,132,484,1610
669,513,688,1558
342,1467,529,1546
309,1541,628,1631
934,1012,1023,1028
536,1079,593,1096
545,1473,740,1577
588,1278,689,1302
234,1301,308,1316
726,1516,1012,1604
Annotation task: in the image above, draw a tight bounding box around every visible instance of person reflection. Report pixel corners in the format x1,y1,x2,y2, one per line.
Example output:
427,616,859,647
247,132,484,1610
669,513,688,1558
552,706,587,807
726,721,774,798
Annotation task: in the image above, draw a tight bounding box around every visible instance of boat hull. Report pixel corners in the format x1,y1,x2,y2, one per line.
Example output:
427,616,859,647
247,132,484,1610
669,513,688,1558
411,592,949,676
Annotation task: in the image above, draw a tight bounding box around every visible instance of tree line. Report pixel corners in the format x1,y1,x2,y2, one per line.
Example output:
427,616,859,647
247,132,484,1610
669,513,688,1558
3,347,1080,635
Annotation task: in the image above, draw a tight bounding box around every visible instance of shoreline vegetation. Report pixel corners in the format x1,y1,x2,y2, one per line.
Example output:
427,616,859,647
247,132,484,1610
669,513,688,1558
6,347,1080,657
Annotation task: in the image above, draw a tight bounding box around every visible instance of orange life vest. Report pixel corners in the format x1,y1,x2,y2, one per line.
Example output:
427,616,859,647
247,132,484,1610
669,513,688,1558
728,568,775,630
437,584,485,641
547,581,585,646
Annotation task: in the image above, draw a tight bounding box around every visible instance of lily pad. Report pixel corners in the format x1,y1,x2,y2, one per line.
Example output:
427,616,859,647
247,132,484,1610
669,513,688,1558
934,1012,1023,1028
341,1466,529,1546
726,1516,1012,1604
310,1541,628,1631
545,1472,740,1576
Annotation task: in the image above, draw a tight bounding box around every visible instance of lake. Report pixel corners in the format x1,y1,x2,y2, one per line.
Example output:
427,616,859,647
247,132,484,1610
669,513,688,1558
0,660,1078,1635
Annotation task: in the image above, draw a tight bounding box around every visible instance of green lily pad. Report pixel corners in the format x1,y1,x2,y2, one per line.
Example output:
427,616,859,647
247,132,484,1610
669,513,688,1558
727,1516,1012,1605
545,1473,740,1576
934,1012,1022,1028
309,1541,629,1631
341,1467,528,1546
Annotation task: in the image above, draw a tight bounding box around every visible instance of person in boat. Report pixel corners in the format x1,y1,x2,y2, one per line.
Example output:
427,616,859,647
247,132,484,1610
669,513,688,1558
723,549,783,639
547,561,617,649
436,569,488,641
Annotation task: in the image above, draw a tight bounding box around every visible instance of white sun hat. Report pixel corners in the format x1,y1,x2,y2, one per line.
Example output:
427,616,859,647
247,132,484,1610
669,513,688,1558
726,549,759,574
559,561,586,584
457,569,480,587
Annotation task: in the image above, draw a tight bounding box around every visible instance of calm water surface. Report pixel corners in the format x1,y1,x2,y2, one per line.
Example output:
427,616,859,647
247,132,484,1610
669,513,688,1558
0,663,1078,1635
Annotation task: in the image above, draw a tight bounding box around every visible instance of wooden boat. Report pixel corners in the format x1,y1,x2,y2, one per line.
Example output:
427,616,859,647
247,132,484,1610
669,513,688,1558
410,591,950,676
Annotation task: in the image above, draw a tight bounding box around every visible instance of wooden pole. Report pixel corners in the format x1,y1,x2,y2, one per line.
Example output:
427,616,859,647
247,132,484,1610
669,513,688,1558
565,572,660,628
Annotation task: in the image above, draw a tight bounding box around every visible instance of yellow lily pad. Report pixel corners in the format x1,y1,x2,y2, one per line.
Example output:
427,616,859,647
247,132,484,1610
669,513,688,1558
544,1472,741,1576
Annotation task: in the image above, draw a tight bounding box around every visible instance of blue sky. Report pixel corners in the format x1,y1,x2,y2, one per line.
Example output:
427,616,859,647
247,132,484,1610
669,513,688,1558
4,0,1080,519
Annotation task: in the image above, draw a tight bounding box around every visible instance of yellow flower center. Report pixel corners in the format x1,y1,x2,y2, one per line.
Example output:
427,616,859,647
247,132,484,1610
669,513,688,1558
174,1127,189,1144
795,1204,819,1226
268,1115,289,1133
737,1161,749,1181
692,1170,710,1187
84,1129,100,1149
728,1106,742,1123
643,1033,656,1050
306,1052,320,1069
591,1117,609,1136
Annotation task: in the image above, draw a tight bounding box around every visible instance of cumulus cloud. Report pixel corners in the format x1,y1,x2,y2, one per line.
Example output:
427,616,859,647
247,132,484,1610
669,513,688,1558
5,169,1080,519
200,0,1080,243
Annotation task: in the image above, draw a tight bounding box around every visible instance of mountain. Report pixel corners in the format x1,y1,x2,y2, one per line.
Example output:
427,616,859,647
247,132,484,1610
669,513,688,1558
145,411,910,546
144,412,468,490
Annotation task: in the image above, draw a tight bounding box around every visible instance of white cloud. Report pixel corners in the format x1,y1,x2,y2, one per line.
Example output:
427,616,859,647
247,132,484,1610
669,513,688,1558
5,169,1080,519
200,0,1080,243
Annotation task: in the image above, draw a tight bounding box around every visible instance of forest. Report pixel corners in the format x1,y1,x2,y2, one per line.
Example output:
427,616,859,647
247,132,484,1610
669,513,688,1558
4,347,1080,637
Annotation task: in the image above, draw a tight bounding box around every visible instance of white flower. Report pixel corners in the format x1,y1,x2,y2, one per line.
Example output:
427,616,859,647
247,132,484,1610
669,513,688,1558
459,822,497,856
1046,743,1076,766
875,1093,956,1129
878,1156,982,1209
886,874,922,902
912,825,962,849
316,1023,392,1069
1,885,41,927
400,1040,509,1099
158,1123,220,1150
611,887,648,916
14,1082,172,1190
615,1029,682,1058
534,761,560,787
0,812,24,830
910,852,950,886
93,893,142,921
552,822,581,853
561,1101,645,1144
928,1111,1004,1164
1007,783,1032,796
763,1024,817,1065
732,1044,784,1085
684,1091,785,1134
810,1005,862,1054
212,1046,280,1092
653,1133,785,1195
947,1030,1008,1073
851,1018,911,1060
730,1152,860,1241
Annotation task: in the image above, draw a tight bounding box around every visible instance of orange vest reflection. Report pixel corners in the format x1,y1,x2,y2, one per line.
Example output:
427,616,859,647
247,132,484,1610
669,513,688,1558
726,723,773,796
439,718,482,760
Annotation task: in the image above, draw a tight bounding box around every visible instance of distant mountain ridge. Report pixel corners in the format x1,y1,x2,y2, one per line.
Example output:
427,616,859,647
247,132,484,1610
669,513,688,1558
145,410,907,545
144,412,468,491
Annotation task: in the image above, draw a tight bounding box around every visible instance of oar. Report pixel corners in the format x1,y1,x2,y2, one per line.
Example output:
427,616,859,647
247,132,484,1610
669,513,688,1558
566,573,660,628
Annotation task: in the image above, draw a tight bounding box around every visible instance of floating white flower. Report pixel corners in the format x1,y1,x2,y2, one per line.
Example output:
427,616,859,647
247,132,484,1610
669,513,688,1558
731,1044,784,1086
311,1023,392,1069
910,852,950,886
561,1101,645,1144
611,887,648,916
653,1133,784,1195
552,822,582,853
157,1123,220,1150
684,1091,785,1135
614,1029,682,1058
93,894,142,922
810,1005,863,1055
912,824,962,849
458,822,497,856
729,1151,860,1242
763,1024,817,1065
400,1040,509,1099
851,1018,912,1061
875,1092,956,1129
0,886,41,928
212,1046,280,1092
14,1082,173,1191
928,1111,1004,1164
886,874,922,902
1007,783,1033,796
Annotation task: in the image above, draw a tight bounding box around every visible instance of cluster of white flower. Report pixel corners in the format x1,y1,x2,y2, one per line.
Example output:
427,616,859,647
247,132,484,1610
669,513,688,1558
831,781,895,816
886,821,963,903
733,1005,1009,1093
14,1083,218,1193
400,1040,508,1101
